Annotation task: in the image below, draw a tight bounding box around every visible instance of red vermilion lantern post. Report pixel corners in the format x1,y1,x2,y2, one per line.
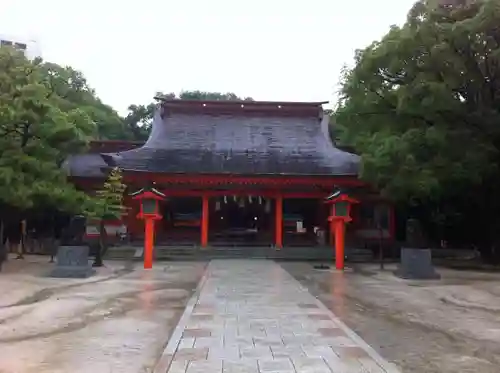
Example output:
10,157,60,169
130,186,165,269
325,191,359,270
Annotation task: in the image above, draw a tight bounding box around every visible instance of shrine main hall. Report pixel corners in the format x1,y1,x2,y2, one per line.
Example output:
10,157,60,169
66,99,395,255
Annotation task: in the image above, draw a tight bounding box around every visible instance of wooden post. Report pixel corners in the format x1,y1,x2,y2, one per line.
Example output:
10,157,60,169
389,204,396,241
275,196,283,249
0,220,4,270
201,195,209,248
144,218,154,269
335,220,345,270
378,222,384,270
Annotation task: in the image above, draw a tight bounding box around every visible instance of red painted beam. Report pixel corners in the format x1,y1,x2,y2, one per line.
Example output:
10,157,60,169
156,190,333,199
121,172,364,188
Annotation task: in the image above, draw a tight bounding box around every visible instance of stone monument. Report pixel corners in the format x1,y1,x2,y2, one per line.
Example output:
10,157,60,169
394,218,441,280
50,215,95,278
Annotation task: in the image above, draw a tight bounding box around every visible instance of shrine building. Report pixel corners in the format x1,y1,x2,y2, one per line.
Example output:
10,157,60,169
65,99,395,255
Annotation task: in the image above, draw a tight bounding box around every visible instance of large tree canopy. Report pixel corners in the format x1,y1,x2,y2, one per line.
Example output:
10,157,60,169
39,62,132,141
336,0,500,252
336,0,500,200
0,48,95,214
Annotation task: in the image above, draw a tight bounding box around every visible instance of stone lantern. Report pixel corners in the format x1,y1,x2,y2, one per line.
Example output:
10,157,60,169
130,186,165,269
325,188,359,270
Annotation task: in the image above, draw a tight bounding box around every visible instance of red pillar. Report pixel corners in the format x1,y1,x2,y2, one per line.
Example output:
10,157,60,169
201,195,209,248
335,220,345,270
275,195,283,249
144,218,154,269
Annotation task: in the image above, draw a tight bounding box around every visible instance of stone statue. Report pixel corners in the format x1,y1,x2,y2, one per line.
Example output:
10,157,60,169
60,215,86,246
50,215,95,278
395,218,440,280
405,218,426,248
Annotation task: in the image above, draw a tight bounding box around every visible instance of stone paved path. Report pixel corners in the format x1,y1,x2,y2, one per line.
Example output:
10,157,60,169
157,260,400,373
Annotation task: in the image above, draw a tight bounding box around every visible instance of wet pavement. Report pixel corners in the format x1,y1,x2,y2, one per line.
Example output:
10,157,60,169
2,257,499,373
159,260,399,373
0,255,206,373
282,262,500,373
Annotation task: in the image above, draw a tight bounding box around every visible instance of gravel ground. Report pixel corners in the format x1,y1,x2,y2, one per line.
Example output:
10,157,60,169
281,262,500,373
0,255,206,373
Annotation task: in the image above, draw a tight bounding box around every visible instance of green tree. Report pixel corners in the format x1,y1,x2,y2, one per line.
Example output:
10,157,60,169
0,47,99,265
0,48,94,213
85,167,127,267
177,90,254,101
335,0,500,256
39,62,133,140
124,103,157,142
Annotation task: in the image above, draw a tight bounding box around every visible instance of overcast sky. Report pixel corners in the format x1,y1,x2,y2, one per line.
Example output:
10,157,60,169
1,0,416,114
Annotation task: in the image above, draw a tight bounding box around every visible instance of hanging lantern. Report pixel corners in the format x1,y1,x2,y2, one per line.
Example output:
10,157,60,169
233,195,237,202
258,196,262,205
224,196,227,204
215,200,221,211
248,196,253,203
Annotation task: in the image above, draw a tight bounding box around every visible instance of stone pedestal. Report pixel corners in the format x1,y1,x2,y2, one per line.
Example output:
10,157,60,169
50,245,96,278
394,248,441,280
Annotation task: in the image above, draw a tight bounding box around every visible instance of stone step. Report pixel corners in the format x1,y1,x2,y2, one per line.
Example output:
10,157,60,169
104,247,136,260
105,245,373,262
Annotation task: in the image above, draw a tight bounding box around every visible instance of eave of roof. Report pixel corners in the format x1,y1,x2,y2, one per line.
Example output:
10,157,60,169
155,98,329,107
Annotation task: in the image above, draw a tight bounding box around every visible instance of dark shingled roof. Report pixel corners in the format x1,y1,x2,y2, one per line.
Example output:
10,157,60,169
99,100,359,177
64,141,142,178
64,153,108,178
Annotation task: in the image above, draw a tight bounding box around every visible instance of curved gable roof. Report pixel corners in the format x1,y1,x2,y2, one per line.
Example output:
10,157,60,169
101,100,359,177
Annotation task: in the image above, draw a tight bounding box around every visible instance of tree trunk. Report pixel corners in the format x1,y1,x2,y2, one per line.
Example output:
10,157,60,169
489,237,500,265
0,220,4,271
93,220,106,267
378,224,384,270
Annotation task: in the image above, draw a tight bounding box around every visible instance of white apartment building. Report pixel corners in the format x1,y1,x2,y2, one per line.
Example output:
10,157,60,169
0,34,41,59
